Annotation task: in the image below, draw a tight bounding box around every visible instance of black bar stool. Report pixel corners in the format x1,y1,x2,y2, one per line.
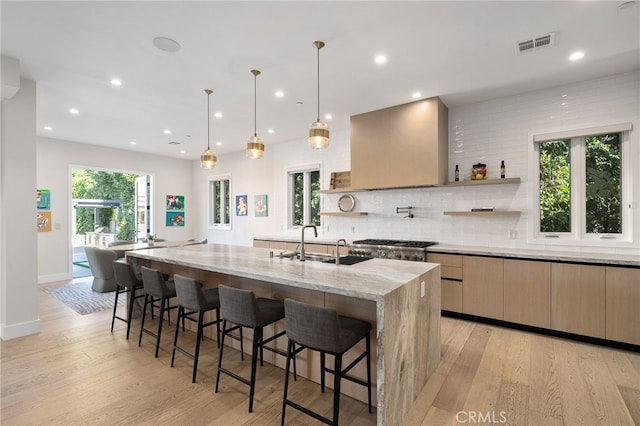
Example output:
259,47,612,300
138,266,179,357
171,274,221,383
215,285,291,413
111,260,145,339
281,298,372,426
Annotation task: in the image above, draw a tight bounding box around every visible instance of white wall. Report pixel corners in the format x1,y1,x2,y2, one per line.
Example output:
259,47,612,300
37,137,196,283
195,71,639,255
1,78,41,339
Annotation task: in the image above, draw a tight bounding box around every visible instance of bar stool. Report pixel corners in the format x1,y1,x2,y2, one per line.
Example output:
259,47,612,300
281,298,372,426
171,274,221,383
111,260,145,339
215,285,290,413
138,266,179,357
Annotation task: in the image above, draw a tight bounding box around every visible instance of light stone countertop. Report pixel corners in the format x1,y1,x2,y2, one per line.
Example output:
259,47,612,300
126,243,439,302
428,244,640,267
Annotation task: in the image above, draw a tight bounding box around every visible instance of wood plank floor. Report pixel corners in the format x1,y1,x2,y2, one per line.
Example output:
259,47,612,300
1,277,638,425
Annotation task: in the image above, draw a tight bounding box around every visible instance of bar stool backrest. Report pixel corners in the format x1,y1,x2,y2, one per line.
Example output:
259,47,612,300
284,298,342,353
140,266,171,299
218,285,260,327
112,261,139,290
173,274,206,311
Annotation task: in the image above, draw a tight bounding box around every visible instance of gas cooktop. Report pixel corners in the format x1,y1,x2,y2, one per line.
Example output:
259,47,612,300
351,239,437,248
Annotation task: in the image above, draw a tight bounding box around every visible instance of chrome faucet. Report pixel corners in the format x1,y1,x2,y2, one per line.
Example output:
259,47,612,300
335,239,347,264
299,225,318,261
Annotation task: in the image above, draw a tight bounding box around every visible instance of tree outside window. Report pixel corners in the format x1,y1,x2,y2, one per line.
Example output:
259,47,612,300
289,168,320,227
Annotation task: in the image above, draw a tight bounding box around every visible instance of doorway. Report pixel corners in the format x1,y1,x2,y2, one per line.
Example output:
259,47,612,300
71,168,152,278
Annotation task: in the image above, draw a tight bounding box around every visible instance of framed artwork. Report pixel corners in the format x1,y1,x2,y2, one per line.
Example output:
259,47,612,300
37,189,51,210
166,195,184,210
254,194,268,217
236,195,248,216
166,211,185,227
37,211,52,232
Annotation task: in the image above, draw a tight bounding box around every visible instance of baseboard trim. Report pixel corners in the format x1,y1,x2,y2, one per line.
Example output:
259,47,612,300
442,310,640,353
38,272,72,284
1,318,42,340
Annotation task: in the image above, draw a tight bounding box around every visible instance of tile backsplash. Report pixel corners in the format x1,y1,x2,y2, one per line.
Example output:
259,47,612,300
321,71,639,255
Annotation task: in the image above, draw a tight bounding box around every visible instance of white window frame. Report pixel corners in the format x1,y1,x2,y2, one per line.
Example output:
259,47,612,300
528,122,634,247
208,173,231,230
286,163,322,230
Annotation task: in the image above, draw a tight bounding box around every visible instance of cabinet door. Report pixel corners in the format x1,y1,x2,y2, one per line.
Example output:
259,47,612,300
253,239,270,248
463,256,503,319
504,259,550,328
427,253,463,280
606,267,640,345
551,264,605,338
441,279,462,312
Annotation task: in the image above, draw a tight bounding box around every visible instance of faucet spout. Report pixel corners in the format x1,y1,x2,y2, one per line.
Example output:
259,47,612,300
335,239,347,264
300,225,318,261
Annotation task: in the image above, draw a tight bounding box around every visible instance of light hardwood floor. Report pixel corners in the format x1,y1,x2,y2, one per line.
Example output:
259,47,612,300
1,277,638,425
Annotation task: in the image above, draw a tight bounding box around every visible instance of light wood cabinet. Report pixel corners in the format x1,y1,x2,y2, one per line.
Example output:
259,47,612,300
463,256,503,319
503,259,551,328
551,263,605,338
427,253,463,312
350,96,448,189
605,267,640,345
253,239,271,248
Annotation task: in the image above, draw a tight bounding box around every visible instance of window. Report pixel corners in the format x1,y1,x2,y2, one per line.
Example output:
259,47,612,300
531,123,632,245
288,165,321,228
209,175,231,229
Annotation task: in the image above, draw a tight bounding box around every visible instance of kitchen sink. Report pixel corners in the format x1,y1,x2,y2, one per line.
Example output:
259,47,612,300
323,255,373,265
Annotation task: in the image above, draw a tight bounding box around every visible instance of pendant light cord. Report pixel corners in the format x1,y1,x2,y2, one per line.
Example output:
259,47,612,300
316,46,320,122
254,73,257,137
207,91,211,150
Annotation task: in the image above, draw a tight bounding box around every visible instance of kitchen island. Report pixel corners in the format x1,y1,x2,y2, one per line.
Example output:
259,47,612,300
126,243,441,426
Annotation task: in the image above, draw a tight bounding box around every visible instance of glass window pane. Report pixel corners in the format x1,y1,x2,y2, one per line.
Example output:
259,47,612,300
539,140,571,232
214,181,221,224
310,170,321,226
223,179,230,224
585,133,621,234
292,172,304,226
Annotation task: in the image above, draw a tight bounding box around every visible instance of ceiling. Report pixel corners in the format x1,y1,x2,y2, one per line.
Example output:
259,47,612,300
2,1,639,161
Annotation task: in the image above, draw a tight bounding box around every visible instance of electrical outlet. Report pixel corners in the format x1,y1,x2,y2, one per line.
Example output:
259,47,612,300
509,229,517,239
326,225,330,232
351,226,355,233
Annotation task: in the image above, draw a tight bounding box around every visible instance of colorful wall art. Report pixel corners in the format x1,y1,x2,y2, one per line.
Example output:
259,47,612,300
254,194,268,217
166,211,185,227
166,195,184,210
236,195,248,216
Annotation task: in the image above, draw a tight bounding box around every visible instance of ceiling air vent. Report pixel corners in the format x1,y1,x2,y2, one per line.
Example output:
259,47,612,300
168,141,182,145
515,33,555,55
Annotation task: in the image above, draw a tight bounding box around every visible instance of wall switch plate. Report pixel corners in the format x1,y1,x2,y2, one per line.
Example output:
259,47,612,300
509,230,517,239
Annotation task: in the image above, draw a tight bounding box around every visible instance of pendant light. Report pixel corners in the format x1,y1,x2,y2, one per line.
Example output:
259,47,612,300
200,89,217,169
246,69,265,159
309,41,329,149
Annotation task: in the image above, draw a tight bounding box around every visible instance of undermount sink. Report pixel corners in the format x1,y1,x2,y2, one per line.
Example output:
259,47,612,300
300,253,335,262
323,255,373,265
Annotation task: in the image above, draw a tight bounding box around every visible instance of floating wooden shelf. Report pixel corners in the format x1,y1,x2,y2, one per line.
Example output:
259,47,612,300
444,210,522,216
319,187,366,194
443,177,521,187
319,212,369,216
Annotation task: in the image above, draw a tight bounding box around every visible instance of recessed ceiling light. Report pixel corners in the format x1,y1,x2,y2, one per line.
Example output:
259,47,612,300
129,141,137,145
412,92,422,99
267,129,275,134
275,90,284,98
325,114,333,120
214,112,223,118
180,150,186,154
69,108,79,115
569,51,585,61
163,129,172,134
43,126,53,131
216,141,223,146
110,78,122,86
374,55,387,64
152,36,181,53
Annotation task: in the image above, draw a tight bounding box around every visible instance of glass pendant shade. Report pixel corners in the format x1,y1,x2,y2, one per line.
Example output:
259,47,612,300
200,88,217,169
246,69,265,159
308,119,330,149
246,135,264,159
200,148,217,168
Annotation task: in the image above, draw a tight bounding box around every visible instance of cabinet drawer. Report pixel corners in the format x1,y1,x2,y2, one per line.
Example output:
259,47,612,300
442,279,462,312
427,253,462,267
441,266,462,280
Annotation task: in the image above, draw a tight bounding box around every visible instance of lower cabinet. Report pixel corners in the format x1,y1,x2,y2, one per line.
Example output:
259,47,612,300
503,259,551,329
441,279,463,312
463,256,504,320
606,267,640,345
427,253,463,312
551,263,606,339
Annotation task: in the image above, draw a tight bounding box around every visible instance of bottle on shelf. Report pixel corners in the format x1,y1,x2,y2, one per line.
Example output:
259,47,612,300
500,160,505,179
455,164,459,182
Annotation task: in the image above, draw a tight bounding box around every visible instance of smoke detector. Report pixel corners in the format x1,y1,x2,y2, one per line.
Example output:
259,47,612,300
515,33,556,55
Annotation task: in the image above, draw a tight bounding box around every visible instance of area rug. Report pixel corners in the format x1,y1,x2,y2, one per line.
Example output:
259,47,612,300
44,280,123,315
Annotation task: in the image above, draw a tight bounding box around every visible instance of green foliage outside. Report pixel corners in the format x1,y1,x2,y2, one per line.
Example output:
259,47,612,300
539,133,622,234
72,169,137,241
292,171,320,226
539,140,571,232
